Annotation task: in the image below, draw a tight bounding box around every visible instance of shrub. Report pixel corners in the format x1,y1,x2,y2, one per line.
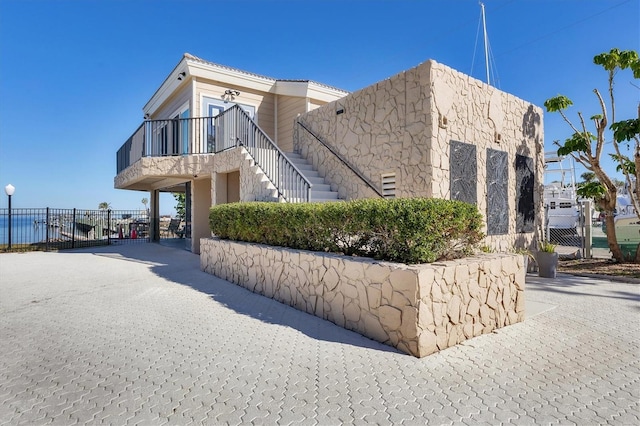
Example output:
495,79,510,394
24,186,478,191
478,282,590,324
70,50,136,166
209,198,483,264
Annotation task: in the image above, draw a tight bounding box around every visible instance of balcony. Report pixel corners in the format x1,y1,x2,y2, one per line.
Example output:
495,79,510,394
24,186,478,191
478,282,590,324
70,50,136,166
115,106,312,203
116,115,240,174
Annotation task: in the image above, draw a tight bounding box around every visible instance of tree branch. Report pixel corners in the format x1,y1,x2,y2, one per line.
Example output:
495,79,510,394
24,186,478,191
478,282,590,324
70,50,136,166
593,89,608,160
559,110,582,135
608,69,616,125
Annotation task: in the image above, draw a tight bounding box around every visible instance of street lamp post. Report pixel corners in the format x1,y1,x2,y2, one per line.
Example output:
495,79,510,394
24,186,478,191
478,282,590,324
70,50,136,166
4,184,15,250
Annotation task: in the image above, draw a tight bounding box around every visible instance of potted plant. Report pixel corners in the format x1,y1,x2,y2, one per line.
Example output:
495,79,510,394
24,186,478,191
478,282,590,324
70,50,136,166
536,240,558,278
514,248,536,273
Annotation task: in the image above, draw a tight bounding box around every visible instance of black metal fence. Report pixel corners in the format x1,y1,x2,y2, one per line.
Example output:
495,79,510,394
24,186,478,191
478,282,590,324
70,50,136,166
0,208,150,252
117,117,216,174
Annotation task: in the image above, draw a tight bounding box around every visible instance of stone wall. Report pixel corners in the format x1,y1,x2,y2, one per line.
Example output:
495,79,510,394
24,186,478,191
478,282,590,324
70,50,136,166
293,124,380,200
428,62,544,251
201,238,525,357
211,147,281,203
295,60,544,251
295,63,432,201
114,155,216,190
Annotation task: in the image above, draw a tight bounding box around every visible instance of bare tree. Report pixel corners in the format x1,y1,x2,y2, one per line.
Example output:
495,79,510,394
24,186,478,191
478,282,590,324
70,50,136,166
545,48,639,262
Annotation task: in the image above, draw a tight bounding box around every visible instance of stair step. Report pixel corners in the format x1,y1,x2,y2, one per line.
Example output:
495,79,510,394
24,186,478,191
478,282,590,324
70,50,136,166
307,176,325,185
291,162,314,171
311,191,339,199
275,151,341,202
311,183,331,192
311,197,340,202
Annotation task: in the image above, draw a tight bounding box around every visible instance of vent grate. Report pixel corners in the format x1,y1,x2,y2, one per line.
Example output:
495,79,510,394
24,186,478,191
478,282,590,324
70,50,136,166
382,173,396,199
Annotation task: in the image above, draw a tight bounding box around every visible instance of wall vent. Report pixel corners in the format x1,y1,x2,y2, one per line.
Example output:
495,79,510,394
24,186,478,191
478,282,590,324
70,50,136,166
382,173,396,199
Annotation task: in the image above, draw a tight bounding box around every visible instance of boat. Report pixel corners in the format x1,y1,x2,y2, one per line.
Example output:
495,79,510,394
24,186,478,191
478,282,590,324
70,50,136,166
543,151,580,229
609,192,640,243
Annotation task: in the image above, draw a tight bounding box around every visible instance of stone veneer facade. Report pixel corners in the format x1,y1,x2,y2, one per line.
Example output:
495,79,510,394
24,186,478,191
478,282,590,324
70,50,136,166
211,148,281,202
201,238,525,357
294,60,544,252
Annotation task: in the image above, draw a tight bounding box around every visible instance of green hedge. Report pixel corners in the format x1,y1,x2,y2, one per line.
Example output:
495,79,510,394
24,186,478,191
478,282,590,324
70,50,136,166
209,198,484,264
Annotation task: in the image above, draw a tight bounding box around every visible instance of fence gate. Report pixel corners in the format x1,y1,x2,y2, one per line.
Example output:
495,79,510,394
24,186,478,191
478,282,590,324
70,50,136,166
544,201,590,258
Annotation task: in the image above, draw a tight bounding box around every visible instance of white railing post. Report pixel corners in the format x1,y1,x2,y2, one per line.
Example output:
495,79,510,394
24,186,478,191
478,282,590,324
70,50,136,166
584,200,592,259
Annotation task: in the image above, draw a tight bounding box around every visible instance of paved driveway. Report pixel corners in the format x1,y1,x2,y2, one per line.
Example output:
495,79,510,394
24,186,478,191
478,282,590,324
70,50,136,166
0,244,638,425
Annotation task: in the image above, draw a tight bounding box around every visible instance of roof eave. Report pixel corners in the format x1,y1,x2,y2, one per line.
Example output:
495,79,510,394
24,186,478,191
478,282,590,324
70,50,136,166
274,80,348,102
143,55,191,116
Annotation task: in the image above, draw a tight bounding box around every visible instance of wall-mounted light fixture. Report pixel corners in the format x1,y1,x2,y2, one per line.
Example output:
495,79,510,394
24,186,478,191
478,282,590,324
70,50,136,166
222,89,240,101
177,71,186,81
144,113,150,119
438,113,448,128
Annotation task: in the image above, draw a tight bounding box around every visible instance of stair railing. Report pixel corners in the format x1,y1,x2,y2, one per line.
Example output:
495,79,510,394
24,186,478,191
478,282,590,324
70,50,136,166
215,105,312,203
295,119,384,198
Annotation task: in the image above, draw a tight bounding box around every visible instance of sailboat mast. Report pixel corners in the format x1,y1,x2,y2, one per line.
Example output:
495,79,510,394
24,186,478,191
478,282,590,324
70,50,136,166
480,2,490,85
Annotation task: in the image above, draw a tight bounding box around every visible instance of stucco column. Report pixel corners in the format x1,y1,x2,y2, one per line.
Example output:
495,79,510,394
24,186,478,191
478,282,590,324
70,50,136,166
190,178,212,254
149,190,160,242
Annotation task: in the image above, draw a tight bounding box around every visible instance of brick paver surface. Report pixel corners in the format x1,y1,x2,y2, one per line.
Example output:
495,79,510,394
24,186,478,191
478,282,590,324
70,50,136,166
1,244,638,425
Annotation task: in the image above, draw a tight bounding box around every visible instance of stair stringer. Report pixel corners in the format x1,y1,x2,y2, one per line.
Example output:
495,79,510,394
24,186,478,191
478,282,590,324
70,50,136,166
241,149,285,202
213,147,283,204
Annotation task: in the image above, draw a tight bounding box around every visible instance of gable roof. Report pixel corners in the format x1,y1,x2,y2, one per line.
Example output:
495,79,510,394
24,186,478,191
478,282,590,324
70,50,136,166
143,53,348,116
184,53,348,94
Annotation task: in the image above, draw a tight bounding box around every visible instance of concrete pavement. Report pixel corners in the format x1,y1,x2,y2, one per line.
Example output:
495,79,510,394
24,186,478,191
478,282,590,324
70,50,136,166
0,243,638,425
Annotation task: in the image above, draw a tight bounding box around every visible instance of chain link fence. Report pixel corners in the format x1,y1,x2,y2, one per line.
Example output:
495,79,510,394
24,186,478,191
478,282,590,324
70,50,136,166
544,201,588,258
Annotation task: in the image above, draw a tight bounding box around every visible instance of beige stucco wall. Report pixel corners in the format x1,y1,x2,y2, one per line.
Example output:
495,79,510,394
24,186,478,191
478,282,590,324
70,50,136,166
201,238,525,357
191,178,212,254
276,96,307,152
295,60,543,251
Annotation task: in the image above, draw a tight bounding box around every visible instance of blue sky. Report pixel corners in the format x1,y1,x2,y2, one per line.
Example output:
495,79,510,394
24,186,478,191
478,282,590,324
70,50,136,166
0,0,638,214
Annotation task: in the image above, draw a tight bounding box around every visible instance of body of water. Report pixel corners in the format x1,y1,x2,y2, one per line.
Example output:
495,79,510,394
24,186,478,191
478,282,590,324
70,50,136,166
0,208,150,248
0,214,68,245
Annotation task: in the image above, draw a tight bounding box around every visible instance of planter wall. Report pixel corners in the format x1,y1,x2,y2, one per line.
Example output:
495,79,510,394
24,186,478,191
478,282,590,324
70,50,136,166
201,238,525,357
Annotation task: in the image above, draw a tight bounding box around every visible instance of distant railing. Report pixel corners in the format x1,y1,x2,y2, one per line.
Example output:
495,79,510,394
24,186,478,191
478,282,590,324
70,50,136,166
117,107,312,203
0,208,150,252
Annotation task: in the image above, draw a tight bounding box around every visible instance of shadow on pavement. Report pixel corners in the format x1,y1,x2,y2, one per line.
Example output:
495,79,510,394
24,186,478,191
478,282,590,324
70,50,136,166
64,243,400,355
526,273,640,302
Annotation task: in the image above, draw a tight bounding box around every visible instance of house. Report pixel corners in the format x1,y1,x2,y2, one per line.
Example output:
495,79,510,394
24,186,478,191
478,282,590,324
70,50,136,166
115,53,349,253
115,54,543,254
